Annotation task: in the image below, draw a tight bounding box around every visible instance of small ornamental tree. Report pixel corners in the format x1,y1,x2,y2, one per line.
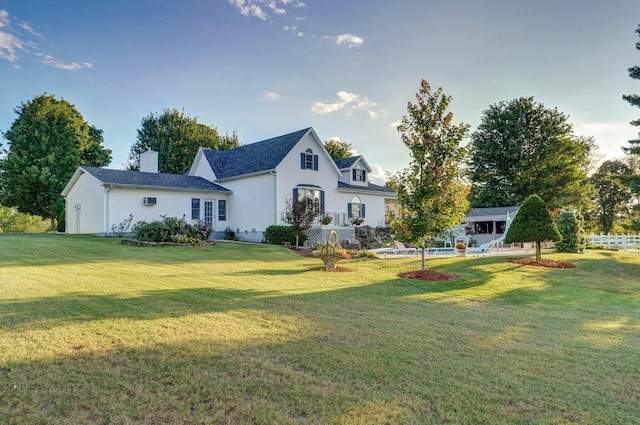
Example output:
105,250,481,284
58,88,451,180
504,195,561,261
283,196,320,247
555,210,587,253
387,80,470,270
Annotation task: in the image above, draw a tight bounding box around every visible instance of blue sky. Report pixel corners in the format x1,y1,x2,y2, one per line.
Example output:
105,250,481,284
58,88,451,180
1,0,639,183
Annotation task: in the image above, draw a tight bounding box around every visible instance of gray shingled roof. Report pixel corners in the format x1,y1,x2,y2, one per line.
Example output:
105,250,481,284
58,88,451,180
81,166,231,192
334,156,359,169
338,181,396,195
203,128,311,180
465,206,520,219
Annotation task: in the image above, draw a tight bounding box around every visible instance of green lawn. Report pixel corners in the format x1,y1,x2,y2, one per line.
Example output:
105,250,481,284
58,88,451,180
1,234,639,424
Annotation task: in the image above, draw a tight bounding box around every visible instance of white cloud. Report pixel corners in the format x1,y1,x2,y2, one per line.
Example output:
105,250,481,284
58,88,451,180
0,29,23,62
263,90,280,100
312,91,376,116
574,121,637,161
368,164,386,185
0,10,9,27
18,21,42,38
268,2,286,15
228,0,305,21
390,120,402,128
40,54,92,71
0,9,91,71
325,33,364,48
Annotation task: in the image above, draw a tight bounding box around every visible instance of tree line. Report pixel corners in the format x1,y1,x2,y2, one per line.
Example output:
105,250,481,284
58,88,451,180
1,24,639,234
0,99,240,231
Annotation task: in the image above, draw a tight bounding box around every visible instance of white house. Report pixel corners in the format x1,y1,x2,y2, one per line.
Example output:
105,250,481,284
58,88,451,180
62,127,397,241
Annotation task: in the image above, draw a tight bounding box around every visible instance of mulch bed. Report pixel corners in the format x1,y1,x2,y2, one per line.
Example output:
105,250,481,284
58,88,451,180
121,239,216,247
507,258,576,268
398,270,460,281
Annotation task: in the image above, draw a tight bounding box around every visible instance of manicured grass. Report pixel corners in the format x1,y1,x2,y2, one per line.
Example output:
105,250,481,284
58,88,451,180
1,234,639,424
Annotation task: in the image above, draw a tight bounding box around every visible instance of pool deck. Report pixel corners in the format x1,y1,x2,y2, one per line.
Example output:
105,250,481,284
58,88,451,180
371,246,532,258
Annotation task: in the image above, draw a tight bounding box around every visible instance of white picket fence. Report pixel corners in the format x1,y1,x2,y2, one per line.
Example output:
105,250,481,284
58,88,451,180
588,234,640,251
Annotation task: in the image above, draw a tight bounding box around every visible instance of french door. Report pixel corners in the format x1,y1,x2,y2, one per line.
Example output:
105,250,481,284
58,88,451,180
204,200,215,230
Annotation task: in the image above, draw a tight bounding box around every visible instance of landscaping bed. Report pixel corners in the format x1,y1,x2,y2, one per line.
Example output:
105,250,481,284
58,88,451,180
121,239,216,247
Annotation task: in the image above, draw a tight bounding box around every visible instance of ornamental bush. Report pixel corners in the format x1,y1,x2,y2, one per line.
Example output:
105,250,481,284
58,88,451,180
555,210,587,253
505,195,561,261
265,225,297,245
132,215,212,243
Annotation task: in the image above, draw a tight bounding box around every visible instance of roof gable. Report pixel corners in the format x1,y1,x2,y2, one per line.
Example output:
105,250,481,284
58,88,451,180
335,156,372,172
202,128,313,180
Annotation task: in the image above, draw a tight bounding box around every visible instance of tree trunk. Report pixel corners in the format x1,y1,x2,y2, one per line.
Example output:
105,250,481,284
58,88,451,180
421,249,426,270
535,241,542,262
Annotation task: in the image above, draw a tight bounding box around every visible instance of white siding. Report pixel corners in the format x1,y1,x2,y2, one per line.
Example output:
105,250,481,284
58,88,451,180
220,173,275,238
189,149,216,181
275,132,341,219
65,172,105,234
106,188,230,234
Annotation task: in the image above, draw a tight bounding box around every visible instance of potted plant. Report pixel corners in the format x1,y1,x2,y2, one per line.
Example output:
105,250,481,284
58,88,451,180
320,215,333,225
455,242,467,256
351,217,364,226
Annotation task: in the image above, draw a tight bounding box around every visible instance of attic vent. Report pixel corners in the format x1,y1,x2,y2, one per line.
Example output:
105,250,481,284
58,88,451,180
143,197,157,206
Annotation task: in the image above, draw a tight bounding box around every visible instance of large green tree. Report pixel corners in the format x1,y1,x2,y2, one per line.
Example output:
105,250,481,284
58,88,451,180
590,159,633,234
504,194,561,262
621,24,640,193
127,108,240,174
1,94,112,230
468,97,595,210
324,138,353,160
388,80,470,270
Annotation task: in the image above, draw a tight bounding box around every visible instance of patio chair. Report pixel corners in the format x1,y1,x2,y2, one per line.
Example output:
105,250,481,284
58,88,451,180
391,240,419,256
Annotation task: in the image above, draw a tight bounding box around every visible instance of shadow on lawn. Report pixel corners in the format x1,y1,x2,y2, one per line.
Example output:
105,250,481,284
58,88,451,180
2,287,639,424
0,287,279,331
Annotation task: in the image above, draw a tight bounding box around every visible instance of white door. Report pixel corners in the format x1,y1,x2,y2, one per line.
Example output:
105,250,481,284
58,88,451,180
204,200,215,230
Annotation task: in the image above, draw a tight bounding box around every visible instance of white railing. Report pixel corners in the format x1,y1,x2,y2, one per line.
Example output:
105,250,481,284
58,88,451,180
279,211,351,227
588,234,640,251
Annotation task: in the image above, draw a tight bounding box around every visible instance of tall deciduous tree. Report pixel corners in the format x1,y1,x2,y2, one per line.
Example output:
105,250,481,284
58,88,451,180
387,80,470,270
590,159,633,234
504,194,561,262
324,138,353,160
468,97,595,210
127,108,240,174
622,24,640,193
0,94,112,230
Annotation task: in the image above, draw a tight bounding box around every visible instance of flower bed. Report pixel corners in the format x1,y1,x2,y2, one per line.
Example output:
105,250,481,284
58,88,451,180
121,239,216,247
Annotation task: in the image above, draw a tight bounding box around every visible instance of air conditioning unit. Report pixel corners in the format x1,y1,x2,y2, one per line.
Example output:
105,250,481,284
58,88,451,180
143,197,157,206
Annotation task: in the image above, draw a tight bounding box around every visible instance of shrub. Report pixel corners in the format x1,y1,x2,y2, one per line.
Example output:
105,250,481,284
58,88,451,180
56,208,66,233
111,214,134,237
265,225,297,245
224,226,235,240
0,205,49,233
555,210,587,253
355,226,393,249
132,215,211,243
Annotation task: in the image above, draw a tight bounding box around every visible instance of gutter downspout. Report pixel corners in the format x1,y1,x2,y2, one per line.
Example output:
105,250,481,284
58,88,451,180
271,170,277,225
104,185,113,236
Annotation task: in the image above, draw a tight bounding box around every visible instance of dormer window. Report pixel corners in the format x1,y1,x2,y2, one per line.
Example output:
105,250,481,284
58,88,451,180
353,164,367,182
300,149,318,171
